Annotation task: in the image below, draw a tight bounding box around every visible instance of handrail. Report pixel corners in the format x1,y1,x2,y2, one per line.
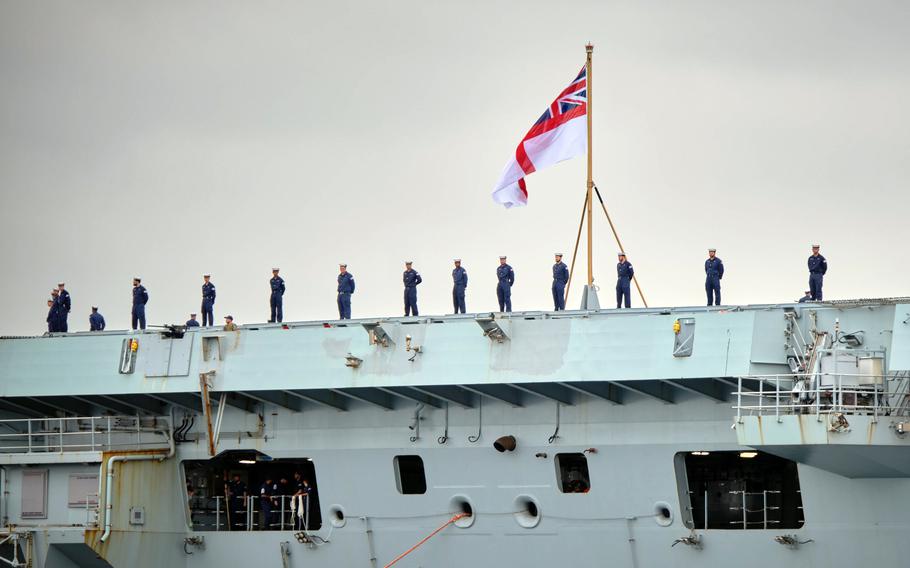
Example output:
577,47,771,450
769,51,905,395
734,372,910,421
0,416,171,455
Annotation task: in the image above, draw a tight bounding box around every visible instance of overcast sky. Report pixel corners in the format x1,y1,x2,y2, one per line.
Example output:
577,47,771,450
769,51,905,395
1,0,908,335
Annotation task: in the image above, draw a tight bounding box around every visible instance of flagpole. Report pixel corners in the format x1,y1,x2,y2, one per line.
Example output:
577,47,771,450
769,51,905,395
585,43,594,287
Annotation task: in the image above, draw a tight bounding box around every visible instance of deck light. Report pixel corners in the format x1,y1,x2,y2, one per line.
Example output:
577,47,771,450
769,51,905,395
239,459,256,465
739,451,758,459
691,451,710,456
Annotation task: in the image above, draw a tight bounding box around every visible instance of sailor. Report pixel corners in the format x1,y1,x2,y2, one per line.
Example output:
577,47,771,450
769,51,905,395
552,253,569,311
185,313,200,327
278,477,292,525
259,477,278,530
452,259,467,314
131,278,149,330
798,290,812,303
226,474,247,531
293,474,313,530
201,274,216,326
496,256,515,312
808,245,827,301
403,261,422,316
56,282,71,332
46,295,58,333
223,315,237,331
337,264,355,319
89,306,106,331
616,252,634,309
269,268,285,323
704,249,724,306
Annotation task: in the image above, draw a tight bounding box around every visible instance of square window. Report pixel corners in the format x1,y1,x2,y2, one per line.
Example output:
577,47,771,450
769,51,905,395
394,456,426,495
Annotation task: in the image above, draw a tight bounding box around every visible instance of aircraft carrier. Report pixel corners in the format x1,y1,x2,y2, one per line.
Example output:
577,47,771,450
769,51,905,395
0,297,909,567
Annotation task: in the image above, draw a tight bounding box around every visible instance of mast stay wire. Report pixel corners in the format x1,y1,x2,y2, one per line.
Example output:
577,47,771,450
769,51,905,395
564,193,590,305
594,184,647,308
564,184,648,308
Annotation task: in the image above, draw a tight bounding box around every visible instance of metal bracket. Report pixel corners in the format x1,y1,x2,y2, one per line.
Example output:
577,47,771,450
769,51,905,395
183,536,205,555
476,317,509,343
363,323,395,347
774,534,813,548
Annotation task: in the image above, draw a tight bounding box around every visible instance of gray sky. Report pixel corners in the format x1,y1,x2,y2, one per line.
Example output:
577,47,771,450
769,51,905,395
2,0,908,335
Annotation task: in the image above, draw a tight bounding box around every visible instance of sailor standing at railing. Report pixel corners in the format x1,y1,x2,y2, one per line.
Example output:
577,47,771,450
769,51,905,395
227,474,247,531
704,249,724,306
131,278,149,330
452,259,468,314
552,253,569,311
616,252,634,309
337,264,355,319
807,244,828,301
292,472,313,530
403,261,422,316
201,274,216,326
496,256,515,312
269,268,285,323
259,476,278,530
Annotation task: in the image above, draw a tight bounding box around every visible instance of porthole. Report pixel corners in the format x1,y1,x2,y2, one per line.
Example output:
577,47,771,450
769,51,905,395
513,495,541,528
329,505,346,528
448,495,475,528
654,501,673,527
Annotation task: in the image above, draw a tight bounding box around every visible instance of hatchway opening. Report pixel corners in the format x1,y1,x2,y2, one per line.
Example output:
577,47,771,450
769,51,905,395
675,451,804,530
555,453,590,493
184,451,322,532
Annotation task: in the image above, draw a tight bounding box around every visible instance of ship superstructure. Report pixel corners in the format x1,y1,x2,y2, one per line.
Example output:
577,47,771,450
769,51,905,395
0,299,908,567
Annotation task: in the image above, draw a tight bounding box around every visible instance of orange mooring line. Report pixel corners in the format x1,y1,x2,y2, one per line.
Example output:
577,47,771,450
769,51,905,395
382,513,467,568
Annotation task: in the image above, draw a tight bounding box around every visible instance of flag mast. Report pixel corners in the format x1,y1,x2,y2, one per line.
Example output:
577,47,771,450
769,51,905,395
585,43,594,287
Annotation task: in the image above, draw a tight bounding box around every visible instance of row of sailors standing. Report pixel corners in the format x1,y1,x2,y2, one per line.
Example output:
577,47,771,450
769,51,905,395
44,245,830,332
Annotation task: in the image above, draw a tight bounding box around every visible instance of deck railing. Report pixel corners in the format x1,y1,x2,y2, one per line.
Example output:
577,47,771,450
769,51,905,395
733,371,910,423
0,415,171,455
189,494,313,532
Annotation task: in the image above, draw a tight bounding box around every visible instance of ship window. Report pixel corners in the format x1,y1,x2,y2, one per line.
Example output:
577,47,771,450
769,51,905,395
556,453,590,493
394,455,426,495
674,451,804,530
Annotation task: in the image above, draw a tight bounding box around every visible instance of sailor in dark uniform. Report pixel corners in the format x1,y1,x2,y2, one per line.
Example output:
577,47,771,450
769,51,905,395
403,261,422,316
496,256,515,312
201,274,216,326
704,249,724,306
46,295,58,333
185,313,200,327
89,306,106,331
452,259,467,314
337,264,355,319
259,477,278,530
808,245,827,301
552,253,569,311
131,278,149,330
56,282,71,332
269,268,285,323
227,474,247,531
616,252,634,309
798,291,812,303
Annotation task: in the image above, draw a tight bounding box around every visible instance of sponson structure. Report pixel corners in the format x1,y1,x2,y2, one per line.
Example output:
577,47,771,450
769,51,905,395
0,299,909,567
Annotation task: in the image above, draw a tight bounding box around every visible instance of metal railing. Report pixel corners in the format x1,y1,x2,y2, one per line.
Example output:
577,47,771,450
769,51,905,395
734,371,910,423
189,494,313,532
0,416,171,454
